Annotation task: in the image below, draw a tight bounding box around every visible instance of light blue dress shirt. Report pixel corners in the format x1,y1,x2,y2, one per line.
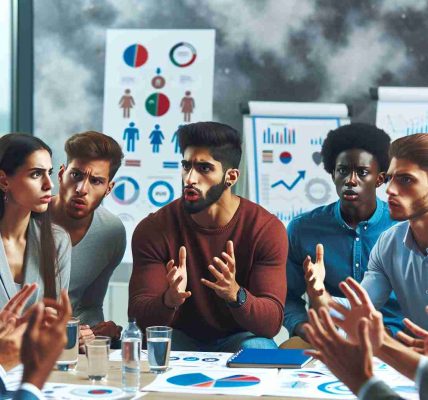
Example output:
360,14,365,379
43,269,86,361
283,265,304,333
284,198,404,336
362,220,428,330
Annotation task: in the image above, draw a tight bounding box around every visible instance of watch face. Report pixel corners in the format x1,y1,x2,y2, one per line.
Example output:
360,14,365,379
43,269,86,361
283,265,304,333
237,287,246,305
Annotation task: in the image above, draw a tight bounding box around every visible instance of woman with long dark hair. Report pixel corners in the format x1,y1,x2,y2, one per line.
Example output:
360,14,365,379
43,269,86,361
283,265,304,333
0,133,71,307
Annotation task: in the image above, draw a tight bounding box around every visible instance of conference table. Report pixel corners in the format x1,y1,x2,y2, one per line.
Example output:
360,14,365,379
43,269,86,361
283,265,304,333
47,355,333,400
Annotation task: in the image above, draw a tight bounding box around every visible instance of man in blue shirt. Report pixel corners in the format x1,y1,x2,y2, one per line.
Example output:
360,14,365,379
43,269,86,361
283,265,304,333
284,123,403,342
305,133,428,338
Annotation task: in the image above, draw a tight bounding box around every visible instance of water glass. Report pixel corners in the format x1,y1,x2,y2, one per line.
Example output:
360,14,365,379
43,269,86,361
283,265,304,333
146,326,172,373
85,336,111,381
56,318,79,371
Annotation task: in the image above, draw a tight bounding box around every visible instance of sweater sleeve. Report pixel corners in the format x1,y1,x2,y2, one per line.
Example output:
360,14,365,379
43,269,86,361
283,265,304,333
228,216,288,338
128,217,176,331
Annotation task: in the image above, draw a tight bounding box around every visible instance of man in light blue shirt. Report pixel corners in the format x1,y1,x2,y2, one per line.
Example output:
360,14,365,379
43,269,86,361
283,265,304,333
285,123,403,341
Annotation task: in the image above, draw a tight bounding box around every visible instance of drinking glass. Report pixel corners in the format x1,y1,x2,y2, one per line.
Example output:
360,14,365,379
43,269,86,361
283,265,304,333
146,326,172,373
56,318,79,371
85,336,111,381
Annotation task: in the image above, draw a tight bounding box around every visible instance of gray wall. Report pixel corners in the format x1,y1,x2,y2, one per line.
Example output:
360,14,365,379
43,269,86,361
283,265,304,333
34,0,428,168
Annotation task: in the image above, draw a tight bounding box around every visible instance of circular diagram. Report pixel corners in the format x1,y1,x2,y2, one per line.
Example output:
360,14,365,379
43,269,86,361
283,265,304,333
304,178,331,205
145,93,170,116
169,42,197,67
279,151,292,164
112,176,140,205
123,44,148,68
167,373,260,388
148,181,174,207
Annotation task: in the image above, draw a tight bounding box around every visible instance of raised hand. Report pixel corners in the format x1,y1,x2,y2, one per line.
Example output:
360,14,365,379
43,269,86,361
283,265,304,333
164,246,191,309
21,290,72,389
329,277,385,353
303,244,326,298
201,241,240,302
396,314,428,354
304,308,374,395
0,283,37,324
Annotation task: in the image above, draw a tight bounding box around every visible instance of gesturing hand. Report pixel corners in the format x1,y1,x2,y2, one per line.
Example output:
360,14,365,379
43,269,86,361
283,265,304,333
303,244,326,298
201,241,240,303
164,246,192,309
329,277,385,353
396,307,428,354
21,289,72,390
0,283,37,324
304,308,374,396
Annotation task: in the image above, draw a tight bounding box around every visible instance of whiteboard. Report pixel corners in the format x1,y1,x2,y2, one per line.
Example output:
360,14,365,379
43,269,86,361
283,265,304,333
244,102,350,225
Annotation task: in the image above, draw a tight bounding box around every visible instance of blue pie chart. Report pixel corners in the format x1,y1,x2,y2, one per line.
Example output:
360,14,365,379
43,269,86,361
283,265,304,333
167,373,260,388
112,176,139,205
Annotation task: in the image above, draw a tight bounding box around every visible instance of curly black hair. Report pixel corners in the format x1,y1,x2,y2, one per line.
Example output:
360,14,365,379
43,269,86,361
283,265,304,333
321,123,391,174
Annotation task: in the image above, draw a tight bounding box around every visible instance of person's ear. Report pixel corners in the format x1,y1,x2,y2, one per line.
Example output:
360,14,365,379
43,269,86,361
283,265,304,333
376,172,386,187
225,168,240,188
105,181,115,197
58,165,66,183
0,170,8,192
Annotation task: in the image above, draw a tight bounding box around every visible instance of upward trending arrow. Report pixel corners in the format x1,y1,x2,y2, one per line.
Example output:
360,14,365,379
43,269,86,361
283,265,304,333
271,170,306,191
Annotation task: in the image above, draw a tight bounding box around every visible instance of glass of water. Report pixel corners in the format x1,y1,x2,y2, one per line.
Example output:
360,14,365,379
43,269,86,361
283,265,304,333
146,326,172,373
85,336,111,381
56,318,79,371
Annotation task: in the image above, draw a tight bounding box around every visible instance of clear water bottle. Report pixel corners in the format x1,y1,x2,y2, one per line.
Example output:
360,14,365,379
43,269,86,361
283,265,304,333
121,318,142,392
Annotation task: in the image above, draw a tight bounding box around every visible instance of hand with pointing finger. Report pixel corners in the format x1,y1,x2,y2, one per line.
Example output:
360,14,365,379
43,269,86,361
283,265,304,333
303,243,326,298
163,246,192,309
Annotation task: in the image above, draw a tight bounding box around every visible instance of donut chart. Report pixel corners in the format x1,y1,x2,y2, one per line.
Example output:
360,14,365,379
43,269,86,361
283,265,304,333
145,93,170,116
123,44,148,67
167,373,260,388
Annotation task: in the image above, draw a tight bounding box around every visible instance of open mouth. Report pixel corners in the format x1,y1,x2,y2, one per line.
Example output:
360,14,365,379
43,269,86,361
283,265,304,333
183,187,201,202
71,197,87,209
342,190,359,201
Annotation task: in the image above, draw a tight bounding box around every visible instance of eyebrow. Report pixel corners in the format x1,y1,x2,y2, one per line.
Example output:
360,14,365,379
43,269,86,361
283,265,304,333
181,160,215,168
70,168,107,181
27,167,53,172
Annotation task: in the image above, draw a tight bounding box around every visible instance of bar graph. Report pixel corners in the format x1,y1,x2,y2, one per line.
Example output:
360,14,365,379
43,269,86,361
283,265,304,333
275,208,304,223
263,127,296,144
310,137,324,145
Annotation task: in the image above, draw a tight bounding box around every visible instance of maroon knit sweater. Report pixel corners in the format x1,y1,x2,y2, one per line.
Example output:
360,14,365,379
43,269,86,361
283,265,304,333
129,197,288,341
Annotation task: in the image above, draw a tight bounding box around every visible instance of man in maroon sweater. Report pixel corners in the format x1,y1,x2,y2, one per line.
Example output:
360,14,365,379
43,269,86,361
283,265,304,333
129,122,288,351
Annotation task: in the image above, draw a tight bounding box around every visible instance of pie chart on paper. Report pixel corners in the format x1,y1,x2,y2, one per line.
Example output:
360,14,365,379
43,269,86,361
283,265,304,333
167,373,261,388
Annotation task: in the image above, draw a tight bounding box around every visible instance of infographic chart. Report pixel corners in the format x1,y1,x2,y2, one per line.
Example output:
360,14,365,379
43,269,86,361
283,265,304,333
103,30,215,261
245,110,349,225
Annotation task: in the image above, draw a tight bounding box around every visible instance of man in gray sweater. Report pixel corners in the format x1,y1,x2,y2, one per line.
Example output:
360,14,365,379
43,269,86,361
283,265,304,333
51,131,126,342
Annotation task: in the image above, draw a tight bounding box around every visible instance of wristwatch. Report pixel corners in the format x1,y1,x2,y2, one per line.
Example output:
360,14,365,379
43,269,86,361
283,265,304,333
227,287,247,308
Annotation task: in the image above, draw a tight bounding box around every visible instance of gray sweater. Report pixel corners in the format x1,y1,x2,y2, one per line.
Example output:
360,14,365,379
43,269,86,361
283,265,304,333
69,206,126,326
0,217,71,308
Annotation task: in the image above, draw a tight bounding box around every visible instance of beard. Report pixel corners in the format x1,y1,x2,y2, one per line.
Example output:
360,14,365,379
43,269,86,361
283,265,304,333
395,192,428,221
183,180,226,214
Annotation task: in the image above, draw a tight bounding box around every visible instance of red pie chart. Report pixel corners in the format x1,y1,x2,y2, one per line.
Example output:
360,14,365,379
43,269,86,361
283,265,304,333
145,93,170,116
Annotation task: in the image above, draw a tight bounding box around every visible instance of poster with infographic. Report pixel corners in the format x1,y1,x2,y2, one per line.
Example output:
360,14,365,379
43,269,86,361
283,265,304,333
244,108,349,225
375,86,428,200
103,29,215,262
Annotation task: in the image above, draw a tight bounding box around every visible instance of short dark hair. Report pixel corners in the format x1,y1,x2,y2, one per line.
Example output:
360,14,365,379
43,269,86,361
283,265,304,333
178,122,242,169
65,131,123,180
321,123,391,174
390,133,428,170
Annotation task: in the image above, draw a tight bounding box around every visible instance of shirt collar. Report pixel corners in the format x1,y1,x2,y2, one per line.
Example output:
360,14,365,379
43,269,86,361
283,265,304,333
334,197,384,230
403,223,428,255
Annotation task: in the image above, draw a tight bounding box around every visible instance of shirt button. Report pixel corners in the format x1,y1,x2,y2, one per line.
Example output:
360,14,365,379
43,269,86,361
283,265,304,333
355,237,360,241
364,226,368,230
356,263,360,267
426,290,428,295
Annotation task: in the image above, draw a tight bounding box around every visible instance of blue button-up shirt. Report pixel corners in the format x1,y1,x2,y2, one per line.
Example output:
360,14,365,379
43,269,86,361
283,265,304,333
361,221,428,330
284,198,404,336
